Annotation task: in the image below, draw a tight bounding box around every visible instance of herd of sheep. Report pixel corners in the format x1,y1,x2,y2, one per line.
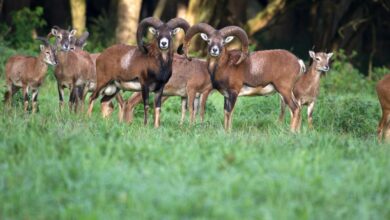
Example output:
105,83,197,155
4,17,389,141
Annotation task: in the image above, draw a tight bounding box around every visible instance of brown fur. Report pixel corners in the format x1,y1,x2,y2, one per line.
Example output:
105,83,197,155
376,74,390,141
4,44,56,112
123,54,213,124
88,17,189,128
282,51,333,130
184,24,304,131
49,27,95,113
55,48,95,112
208,48,302,131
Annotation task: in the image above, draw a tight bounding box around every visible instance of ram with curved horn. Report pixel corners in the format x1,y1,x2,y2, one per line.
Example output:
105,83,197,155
87,17,189,127
4,37,57,112
184,24,306,132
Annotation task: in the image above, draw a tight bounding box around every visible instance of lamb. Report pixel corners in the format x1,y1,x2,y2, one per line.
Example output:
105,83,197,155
282,51,333,130
4,37,57,112
87,17,189,128
48,26,95,112
183,23,305,131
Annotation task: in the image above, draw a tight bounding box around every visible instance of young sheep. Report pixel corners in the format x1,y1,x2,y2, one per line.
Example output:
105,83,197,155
4,38,57,112
281,51,333,130
376,74,390,141
87,17,189,128
183,24,305,131
122,54,213,124
49,26,95,112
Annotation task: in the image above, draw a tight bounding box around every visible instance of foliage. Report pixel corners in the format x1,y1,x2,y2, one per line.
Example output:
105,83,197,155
86,10,117,52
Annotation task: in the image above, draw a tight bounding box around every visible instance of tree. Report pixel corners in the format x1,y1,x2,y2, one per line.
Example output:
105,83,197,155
70,0,86,35
116,0,142,44
245,0,286,36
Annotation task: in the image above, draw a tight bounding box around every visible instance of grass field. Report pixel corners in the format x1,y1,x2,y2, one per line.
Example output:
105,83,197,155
1,77,390,220
0,44,390,219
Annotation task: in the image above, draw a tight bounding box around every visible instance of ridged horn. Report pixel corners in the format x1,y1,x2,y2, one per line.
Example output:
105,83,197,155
219,26,249,65
167,17,190,33
136,17,164,53
183,23,216,59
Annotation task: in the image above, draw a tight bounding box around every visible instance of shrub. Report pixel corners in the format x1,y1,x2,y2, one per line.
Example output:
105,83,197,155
4,7,46,49
321,50,375,95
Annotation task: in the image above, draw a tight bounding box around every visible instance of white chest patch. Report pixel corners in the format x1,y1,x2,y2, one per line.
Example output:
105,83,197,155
238,84,275,96
121,50,135,70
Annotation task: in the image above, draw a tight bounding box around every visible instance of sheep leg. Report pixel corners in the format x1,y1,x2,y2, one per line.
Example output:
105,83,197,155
87,83,106,116
116,92,125,122
4,84,17,107
22,86,29,112
377,110,389,142
279,90,299,132
141,85,150,126
199,89,212,123
180,97,187,125
225,91,238,131
57,84,65,111
69,85,75,113
101,93,117,118
153,86,164,128
384,118,390,142
123,92,143,123
76,85,85,113
224,97,228,129
31,88,39,113
187,90,196,125
307,102,315,129
278,95,286,122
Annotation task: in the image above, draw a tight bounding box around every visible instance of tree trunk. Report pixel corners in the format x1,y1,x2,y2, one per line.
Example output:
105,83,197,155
70,0,86,35
116,0,142,44
245,0,286,36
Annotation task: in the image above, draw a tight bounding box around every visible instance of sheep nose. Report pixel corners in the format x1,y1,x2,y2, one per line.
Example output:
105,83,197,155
212,48,217,52
161,41,167,46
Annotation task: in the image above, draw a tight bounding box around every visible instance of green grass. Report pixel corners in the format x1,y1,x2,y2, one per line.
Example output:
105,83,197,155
1,77,389,220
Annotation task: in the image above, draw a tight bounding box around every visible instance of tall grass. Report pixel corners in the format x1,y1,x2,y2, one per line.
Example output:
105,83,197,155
0,45,389,219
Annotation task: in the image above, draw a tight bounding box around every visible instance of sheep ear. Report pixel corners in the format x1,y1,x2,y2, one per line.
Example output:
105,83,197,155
70,29,77,37
40,45,45,51
309,50,315,59
51,28,58,36
224,36,234,44
327,52,333,59
149,27,157,35
200,33,209,42
172,27,181,36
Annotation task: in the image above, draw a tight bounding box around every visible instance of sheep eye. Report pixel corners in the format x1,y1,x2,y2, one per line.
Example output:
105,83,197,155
315,57,321,61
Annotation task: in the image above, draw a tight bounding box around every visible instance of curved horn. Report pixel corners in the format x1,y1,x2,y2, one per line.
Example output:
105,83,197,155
219,26,249,65
136,17,164,53
183,23,215,59
36,36,50,46
167,17,190,33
